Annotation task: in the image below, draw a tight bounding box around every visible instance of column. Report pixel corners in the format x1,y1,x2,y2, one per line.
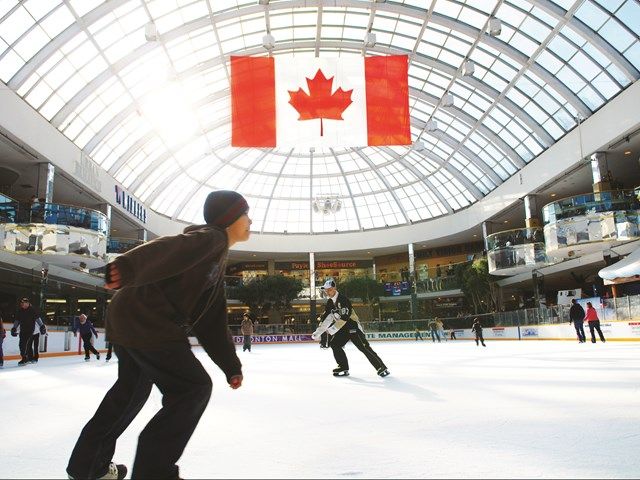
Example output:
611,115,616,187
36,162,55,203
136,228,147,242
309,252,316,324
524,195,540,228
267,259,275,276
590,152,610,193
482,221,492,251
408,243,417,319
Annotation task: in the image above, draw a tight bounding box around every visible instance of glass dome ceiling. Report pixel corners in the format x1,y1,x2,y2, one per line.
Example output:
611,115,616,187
0,0,638,234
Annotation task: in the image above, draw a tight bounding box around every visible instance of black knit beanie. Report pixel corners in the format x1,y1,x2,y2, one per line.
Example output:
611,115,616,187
203,190,249,228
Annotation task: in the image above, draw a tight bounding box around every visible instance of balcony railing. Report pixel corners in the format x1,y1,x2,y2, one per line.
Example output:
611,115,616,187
107,237,145,254
0,196,109,236
542,189,640,255
542,189,640,224
486,227,552,274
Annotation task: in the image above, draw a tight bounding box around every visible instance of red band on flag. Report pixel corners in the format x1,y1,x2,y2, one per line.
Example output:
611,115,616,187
365,55,411,146
231,56,276,147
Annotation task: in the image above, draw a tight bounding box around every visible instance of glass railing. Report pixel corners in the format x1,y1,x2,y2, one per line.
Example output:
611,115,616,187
486,227,544,250
0,198,109,236
107,237,145,254
542,189,640,224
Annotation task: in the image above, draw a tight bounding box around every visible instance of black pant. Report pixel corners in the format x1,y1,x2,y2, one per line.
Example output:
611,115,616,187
106,342,113,360
82,333,99,358
588,321,606,343
29,333,40,360
320,332,330,348
19,334,33,361
330,327,386,371
67,343,212,479
450,331,457,340
573,321,586,342
243,335,251,351
475,331,485,346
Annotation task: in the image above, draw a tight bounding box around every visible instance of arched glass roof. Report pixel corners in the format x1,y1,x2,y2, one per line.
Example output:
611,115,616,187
0,0,638,233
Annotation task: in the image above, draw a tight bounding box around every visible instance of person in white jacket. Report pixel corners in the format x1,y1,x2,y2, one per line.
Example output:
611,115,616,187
312,278,389,377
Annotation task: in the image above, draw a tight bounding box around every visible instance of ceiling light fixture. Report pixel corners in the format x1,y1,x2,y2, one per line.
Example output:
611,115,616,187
463,60,475,77
258,0,270,5
312,195,342,215
413,140,426,151
426,120,438,132
624,150,632,155
144,22,159,42
442,92,454,107
262,33,275,50
488,17,502,36
364,32,376,47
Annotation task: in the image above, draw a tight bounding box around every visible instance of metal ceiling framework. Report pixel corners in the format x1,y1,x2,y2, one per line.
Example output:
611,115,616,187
0,0,638,233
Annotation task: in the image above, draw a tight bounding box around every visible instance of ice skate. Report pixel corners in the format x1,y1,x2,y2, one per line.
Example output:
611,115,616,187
84,356,90,362
68,462,127,480
332,366,349,377
377,367,390,377
18,359,28,366
96,353,100,360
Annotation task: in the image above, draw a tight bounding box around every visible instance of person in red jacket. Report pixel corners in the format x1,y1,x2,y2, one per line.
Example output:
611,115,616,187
584,302,606,344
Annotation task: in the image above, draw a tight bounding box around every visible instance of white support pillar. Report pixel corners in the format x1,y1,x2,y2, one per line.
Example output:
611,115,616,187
590,152,610,192
36,162,55,203
524,194,539,228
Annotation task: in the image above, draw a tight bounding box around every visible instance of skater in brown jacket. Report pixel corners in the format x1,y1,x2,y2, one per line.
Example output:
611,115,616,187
67,190,252,480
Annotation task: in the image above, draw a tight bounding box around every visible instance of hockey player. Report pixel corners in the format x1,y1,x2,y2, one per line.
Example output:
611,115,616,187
66,190,250,480
312,278,389,377
10,298,46,366
471,318,486,347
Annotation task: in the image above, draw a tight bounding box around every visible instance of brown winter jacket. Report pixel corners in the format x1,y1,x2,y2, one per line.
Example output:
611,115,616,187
105,224,241,381
240,318,254,336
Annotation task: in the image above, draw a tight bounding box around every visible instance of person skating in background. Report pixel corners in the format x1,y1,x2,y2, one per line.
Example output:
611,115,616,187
450,329,457,340
428,318,441,343
105,341,113,362
10,298,46,366
312,278,389,377
66,190,249,480
73,314,100,361
569,299,586,343
240,312,254,352
471,318,486,347
414,327,424,341
584,301,606,344
29,320,42,363
436,318,447,342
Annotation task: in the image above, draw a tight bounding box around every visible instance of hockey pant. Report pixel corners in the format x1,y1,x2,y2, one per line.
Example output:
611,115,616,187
18,334,33,361
330,327,386,371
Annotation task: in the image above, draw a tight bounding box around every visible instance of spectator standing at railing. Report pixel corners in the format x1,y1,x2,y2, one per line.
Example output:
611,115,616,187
569,299,586,343
73,314,100,361
10,298,46,366
584,302,606,344
240,312,254,352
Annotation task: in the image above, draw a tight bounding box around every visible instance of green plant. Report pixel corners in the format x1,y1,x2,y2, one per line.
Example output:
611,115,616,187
234,275,304,318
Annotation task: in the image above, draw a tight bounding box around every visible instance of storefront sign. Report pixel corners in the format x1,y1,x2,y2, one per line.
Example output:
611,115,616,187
115,185,146,223
275,261,310,270
227,262,268,275
316,260,372,269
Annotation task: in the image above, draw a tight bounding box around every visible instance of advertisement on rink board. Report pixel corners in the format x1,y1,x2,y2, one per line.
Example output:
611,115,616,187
232,334,314,344
492,327,505,337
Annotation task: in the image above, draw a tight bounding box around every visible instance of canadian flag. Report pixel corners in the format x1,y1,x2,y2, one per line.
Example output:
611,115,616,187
231,55,411,148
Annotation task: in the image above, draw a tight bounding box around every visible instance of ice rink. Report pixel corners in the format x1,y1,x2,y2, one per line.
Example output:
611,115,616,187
2,339,640,479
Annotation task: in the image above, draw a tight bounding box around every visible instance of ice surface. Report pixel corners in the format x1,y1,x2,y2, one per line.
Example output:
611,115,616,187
2,340,640,479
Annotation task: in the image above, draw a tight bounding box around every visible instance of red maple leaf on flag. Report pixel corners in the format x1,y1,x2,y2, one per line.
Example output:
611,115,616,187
288,69,353,136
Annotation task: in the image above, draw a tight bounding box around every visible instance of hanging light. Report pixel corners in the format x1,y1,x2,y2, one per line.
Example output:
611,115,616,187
442,92,454,107
488,17,502,36
463,60,475,77
364,32,377,47
262,34,275,50
144,22,158,42
426,120,438,132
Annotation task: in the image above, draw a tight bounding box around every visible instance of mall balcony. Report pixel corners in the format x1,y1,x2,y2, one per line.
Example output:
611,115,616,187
542,188,640,259
106,237,145,261
486,227,555,276
0,193,109,269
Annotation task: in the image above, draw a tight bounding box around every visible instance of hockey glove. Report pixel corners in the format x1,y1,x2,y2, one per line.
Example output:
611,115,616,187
11,327,18,337
332,312,342,320
39,325,46,335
